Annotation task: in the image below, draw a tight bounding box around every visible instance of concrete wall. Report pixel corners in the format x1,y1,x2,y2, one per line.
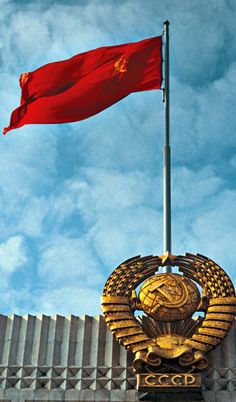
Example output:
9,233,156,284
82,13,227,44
0,314,234,402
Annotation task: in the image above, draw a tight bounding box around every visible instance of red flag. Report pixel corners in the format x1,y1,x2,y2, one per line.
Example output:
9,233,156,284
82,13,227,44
4,36,162,134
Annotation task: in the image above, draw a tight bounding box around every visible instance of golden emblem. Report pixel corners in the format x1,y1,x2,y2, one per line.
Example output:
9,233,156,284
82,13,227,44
139,274,199,320
102,253,236,391
113,55,128,76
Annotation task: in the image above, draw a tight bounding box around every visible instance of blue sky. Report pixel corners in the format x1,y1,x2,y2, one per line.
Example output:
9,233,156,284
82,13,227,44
0,0,235,315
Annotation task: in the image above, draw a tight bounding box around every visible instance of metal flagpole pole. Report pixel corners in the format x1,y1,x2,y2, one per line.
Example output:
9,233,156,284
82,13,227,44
163,20,172,273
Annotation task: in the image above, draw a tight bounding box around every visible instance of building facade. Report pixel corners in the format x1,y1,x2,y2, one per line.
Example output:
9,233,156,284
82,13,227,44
0,314,235,402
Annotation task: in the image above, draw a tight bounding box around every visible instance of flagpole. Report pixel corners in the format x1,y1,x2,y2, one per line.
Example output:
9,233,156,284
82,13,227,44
163,20,172,273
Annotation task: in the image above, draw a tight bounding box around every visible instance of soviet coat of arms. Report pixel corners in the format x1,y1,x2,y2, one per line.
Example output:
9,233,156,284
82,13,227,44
102,253,236,392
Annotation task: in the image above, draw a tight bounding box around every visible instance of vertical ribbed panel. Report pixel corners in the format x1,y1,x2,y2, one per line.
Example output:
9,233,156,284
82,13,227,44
105,323,120,367
208,324,236,369
37,315,50,366
46,314,56,366
51,315,64,366
0,315,8,363
2,315,13,366
23,315,36,365
7,315,22,366
75,315,93,366
208,338,223,368
67,315,79,366
31,315,43,365
96,315,107,366
75,316,84,366
90,315,99,367
16,316,27,366
60,315,71,366
90,315,106,367
227,322,236,367
0,315,235,371
0,314,234,401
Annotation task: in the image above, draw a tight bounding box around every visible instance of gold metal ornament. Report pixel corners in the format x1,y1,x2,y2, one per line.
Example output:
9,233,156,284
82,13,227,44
101,253,236,392
138,273,200,321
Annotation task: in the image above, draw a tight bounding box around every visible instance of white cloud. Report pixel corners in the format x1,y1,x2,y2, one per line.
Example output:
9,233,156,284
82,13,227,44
172,165,223,210
88,207,162,268
18,197,48,237
38,236,104,286
231,155,236,168
74,167,161,221
0,287,32,315
190,189,236,262
34,286,102,316
172,188,236,277
0,235,27,274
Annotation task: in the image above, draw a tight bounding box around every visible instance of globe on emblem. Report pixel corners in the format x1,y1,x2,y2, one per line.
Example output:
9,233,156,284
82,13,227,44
139,273,200,321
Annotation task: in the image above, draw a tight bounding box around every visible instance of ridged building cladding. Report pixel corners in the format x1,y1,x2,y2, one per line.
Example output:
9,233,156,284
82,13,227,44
0,314,235,401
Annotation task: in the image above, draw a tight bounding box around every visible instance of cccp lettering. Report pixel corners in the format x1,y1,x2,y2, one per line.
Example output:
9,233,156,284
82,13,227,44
145,375,156,386
185,374,195,385
142,373,198,388
172,375,183,385
158,374,169,385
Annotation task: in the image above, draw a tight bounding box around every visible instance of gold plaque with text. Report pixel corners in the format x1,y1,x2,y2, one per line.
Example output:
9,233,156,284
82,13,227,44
137,373,202,390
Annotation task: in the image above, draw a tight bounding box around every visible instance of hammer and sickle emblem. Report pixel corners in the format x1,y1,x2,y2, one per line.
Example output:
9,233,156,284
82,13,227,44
149,275,189,309
113,55,128,76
